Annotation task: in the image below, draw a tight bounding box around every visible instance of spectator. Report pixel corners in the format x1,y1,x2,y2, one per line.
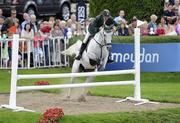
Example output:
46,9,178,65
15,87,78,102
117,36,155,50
70,14,77,34
30,14,38,35
74,22,85,36
128,16,137,36
7,31,13,67
117,22,129,36
176,17,180,34
0,9,5,19
50,21,63,37
59,20,68,38
158,17,168,29
2,8,18,34
39,21,51,66
20,23,34,66
59,20,68,63
0,17,5,32
66,19,73,37
21,23,34,40
148,14,158,35
169,0,175,5
156,17,168,35
50,21,63,65
49,16,55,28
9,8,19,24
164,4,176,24
166,18,177,35
21,13,30,30
139,21,149,36
114,10,127,25
14,19,21,35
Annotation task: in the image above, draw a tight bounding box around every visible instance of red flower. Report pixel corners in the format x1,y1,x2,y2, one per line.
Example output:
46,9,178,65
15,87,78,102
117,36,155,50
34,81,50,86
39,108,64,123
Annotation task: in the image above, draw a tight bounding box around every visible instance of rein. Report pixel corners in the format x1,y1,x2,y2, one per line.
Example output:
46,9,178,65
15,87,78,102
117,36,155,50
92,31,107,64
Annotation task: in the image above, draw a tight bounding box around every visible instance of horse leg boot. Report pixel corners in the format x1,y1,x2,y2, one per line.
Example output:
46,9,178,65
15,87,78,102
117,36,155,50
107,47,114,63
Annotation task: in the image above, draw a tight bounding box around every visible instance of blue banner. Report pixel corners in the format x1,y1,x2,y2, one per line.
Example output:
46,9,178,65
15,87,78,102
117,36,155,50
106,43,180,72
76,0,87,26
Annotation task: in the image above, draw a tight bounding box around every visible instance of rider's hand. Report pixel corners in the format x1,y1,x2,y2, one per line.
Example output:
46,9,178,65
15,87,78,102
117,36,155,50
112,26,117,32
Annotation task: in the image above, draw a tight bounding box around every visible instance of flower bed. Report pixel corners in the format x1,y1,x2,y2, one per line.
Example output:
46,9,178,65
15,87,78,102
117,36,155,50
34,81,50,86
39,108,64,123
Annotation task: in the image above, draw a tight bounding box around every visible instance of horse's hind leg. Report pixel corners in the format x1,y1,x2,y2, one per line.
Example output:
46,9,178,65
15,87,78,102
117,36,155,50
67,60,80,98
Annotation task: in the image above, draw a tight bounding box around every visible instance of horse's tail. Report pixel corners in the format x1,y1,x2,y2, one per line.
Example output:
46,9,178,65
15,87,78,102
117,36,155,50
62,40,82,56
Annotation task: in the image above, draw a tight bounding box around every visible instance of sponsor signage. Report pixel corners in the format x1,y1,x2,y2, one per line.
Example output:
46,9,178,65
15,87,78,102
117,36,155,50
76,0,87,26
106,43,180,72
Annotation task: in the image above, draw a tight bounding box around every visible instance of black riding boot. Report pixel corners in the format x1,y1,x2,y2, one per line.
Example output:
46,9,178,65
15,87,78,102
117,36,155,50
75,43,87,60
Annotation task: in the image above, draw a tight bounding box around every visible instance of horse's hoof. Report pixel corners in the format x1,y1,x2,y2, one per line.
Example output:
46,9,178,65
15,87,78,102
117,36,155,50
86,91,92,96
67,95,70,99
78,95,86,102
63,96,71,101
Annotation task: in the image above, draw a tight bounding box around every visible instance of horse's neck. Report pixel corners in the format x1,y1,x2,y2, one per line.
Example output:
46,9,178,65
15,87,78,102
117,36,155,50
93,31,104,44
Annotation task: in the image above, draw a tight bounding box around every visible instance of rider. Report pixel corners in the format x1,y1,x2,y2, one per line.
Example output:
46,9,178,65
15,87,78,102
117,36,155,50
75,9,116,63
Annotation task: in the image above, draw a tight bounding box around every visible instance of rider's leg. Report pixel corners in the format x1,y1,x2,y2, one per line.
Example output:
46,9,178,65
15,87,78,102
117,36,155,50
75,31,91,60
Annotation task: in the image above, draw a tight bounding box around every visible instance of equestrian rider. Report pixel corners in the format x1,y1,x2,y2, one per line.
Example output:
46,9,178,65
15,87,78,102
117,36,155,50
75,9,116,63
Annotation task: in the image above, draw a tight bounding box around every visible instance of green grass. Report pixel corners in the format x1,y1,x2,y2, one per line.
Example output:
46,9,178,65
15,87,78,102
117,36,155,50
91,72,180,103
0,108,180,123
0,68,180,122
0,68,180,103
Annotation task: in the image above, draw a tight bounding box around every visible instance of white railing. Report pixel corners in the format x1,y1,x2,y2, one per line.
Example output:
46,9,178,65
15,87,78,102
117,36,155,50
0,28,156,112
0,36,69,69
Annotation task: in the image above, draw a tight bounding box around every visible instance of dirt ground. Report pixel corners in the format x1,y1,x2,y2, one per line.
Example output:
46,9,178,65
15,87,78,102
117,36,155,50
0,91,180,115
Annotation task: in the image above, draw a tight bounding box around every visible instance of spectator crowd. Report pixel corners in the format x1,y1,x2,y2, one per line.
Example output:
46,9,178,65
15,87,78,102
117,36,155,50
0,0,180,68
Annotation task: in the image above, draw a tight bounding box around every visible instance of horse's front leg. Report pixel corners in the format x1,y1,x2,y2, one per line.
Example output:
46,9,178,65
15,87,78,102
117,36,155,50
99,48,109,71
67,60,80,98
78,75,94,102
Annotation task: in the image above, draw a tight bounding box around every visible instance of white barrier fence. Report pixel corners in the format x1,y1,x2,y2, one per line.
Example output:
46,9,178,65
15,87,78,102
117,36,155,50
1,28,156,112
0,36,69,69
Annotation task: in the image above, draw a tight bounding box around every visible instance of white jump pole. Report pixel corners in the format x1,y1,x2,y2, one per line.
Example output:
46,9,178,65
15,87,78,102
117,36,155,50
17,81,135,91
117,28,158,105
17,69,135,79
9,34,19,109
1,35,33,112
134,28,141,100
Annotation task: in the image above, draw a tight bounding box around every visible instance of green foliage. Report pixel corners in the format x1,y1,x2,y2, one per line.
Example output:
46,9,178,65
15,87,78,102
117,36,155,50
89,0,164,22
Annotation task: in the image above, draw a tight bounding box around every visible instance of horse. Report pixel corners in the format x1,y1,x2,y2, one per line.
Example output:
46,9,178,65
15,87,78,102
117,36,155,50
63,28,113,101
